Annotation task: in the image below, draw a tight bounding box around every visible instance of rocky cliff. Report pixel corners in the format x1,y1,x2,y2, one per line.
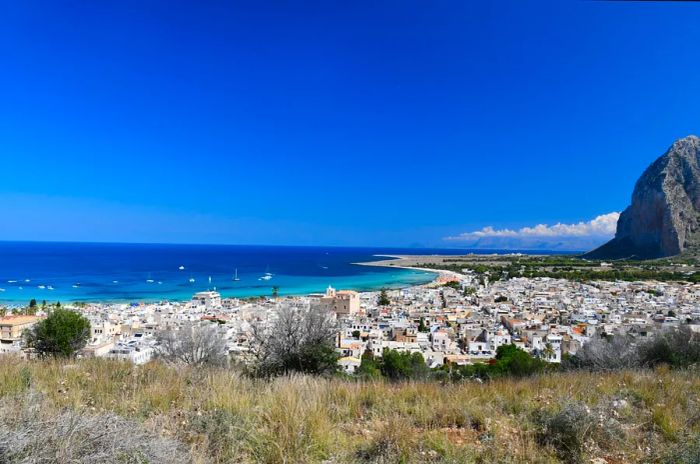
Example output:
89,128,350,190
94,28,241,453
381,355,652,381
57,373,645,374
585,135,700,260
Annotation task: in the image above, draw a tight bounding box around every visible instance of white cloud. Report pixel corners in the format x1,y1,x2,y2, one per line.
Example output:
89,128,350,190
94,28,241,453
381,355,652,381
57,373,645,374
444,212,619,249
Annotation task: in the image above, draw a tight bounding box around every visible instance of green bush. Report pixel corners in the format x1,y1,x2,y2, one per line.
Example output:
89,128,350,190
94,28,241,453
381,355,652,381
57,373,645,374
23,309,90,358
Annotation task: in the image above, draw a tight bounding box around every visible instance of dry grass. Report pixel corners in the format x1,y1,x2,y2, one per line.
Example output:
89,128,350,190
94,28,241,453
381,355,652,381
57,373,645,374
0,357,698,463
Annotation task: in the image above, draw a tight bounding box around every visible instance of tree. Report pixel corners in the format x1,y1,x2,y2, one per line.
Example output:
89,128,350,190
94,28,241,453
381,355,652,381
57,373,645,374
493,344,547,377
380,349,428,381
541,342,555,361
24,309,90,358
418,317,429,333
251,304,339,376
27,299,37,316
156,323,229,367
378,289,390,306
356,349,381,379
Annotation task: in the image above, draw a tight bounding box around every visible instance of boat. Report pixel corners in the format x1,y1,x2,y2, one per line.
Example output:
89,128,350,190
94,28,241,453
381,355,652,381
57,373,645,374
208,276,212,285
0,288,5,292
146,279,155,283
72,283,81,288
38,285,45,289
179,265,185,270
47,285,54,290
113,280,119,284
260,274,272,281
7,280,17,283
189,277,195,283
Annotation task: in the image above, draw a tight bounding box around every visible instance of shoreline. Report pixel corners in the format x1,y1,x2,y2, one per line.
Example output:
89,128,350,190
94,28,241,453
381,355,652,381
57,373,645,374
0,265,438,307
354,254,463,287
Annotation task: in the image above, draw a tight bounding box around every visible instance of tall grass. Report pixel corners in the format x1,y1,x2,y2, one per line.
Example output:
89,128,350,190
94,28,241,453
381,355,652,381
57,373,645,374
0,357,698,463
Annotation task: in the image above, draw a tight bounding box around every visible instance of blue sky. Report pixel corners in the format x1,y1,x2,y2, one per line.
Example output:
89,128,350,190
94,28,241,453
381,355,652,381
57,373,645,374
1,0,699,249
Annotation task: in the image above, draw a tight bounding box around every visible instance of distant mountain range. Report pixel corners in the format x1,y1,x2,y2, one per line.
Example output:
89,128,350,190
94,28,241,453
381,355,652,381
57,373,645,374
585,135,700,260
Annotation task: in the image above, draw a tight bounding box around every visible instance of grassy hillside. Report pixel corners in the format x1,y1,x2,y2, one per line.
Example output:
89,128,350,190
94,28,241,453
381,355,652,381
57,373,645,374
0,358,698,463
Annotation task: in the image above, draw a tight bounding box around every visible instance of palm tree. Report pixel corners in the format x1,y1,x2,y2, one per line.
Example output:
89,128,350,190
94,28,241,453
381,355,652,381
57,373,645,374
542,342,555,361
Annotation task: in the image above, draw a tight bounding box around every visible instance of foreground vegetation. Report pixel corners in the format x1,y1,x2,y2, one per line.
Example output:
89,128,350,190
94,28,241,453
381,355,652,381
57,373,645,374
1,358,699,463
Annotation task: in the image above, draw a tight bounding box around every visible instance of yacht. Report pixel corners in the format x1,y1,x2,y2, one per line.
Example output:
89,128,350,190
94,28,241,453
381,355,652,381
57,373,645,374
189,277,195,283
233,269,240,281
179,265,185,270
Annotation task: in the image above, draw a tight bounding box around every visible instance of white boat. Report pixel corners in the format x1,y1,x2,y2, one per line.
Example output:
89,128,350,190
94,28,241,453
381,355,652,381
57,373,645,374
208,276,212,284
179,265,185,270
113,280,119,284
0,288,5,292
47,285,54,290
24,279,30,283
18,286,23,290
7,280,17,283
157,281,163,285
260,274,272,281
189,277,195,283
72,283,80,288
38,285,46,289
233,269,240,281
146,279,155,283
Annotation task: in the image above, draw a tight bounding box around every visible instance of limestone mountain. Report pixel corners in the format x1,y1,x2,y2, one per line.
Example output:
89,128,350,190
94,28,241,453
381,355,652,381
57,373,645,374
585,135,700,260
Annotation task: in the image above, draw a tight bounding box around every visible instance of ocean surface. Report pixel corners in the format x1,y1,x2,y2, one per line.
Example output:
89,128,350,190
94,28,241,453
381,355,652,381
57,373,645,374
0,242,566,304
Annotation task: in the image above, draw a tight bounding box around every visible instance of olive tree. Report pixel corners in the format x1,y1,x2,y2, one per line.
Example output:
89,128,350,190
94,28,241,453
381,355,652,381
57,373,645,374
155,323,229,367
250,303,338,376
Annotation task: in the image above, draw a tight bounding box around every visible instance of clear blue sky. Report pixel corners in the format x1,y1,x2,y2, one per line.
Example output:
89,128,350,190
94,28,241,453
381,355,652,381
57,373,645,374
1,0,699,248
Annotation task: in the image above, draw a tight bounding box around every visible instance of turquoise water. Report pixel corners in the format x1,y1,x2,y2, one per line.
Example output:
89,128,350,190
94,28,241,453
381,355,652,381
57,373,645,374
0,242,451,303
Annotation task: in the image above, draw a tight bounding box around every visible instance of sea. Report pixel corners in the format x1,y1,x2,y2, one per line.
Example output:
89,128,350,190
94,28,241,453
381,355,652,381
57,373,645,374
0,242,567,304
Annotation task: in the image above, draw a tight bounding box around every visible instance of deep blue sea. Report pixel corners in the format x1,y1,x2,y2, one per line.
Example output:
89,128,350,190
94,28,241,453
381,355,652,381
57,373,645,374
0,242,567,304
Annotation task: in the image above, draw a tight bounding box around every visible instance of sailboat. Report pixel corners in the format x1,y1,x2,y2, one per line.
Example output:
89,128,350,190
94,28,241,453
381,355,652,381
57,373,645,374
208,276,212,285
260,265,273,280
233,269,240,281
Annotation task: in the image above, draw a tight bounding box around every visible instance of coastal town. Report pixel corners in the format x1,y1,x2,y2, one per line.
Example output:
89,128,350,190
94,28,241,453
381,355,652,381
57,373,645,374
2,258,699,372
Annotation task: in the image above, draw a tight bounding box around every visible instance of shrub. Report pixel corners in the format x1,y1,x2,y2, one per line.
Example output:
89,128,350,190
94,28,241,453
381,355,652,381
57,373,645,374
0,391,192,463
23,309,90,358
563,334,641,371
638,326,700,368
441,344,548,381
659,433,700,463
356,349,382,379
533,401,623,463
